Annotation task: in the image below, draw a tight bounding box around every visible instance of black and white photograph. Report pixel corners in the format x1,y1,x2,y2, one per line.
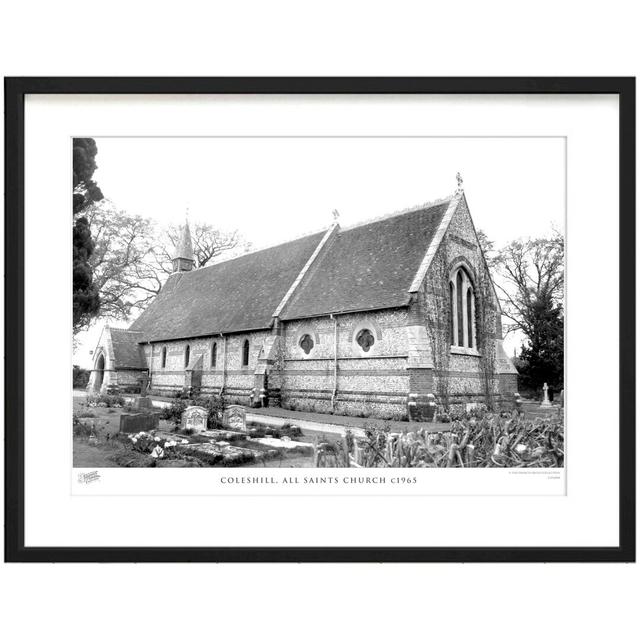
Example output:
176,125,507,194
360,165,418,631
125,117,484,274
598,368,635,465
6,77,633,564
73,136,565,472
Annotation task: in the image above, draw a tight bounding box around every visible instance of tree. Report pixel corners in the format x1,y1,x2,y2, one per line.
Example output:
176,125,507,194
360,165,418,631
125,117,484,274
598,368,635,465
475,228,498,270
78,200,247,328
81,201,160,327
494,233,564,339
491,232,565,393
73,138,104,333
160,223,247,271
73,138,104,214
517,303,564,394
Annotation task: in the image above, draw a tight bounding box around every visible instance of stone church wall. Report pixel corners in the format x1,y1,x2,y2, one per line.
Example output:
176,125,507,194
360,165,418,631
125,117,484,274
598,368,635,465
146,330,270,403
277,309,410,420
419,197,518,411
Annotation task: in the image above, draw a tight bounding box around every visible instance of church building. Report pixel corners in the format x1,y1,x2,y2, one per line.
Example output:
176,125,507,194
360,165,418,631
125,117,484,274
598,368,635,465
87,180,518,420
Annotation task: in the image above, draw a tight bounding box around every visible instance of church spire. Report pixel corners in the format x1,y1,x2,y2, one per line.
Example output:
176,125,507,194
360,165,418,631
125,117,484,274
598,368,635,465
172,215,195,273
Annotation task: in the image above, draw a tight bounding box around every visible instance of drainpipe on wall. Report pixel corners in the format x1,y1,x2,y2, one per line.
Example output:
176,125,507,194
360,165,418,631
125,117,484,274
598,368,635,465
219,333,227,397
331,314,338,410
145,341,152,394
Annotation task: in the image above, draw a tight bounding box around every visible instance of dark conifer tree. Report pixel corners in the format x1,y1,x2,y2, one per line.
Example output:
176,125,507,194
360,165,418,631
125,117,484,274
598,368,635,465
73,138,103,333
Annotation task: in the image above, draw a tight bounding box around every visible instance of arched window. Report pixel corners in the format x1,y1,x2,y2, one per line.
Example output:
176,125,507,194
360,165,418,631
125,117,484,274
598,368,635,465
211,342,217,368
161,346,167,369
449,281,455,344
467,287,474,348
449,265,476,349
242,339,250,367
184,345,190,368
456,270,464,346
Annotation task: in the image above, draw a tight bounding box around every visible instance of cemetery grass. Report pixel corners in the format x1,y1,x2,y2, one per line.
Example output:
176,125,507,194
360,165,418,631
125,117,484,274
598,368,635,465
73,397,167,467
72,397,321,468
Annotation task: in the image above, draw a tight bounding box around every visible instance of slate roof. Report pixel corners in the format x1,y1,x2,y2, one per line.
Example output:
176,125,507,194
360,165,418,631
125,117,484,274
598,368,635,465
130,231,326,342
280,201,450,319
129,198,452,343
109,328,146,369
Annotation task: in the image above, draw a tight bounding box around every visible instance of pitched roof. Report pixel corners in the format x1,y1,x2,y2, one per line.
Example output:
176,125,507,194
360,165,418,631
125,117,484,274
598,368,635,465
279,200,451,319
109,328,145,369
130,231,326,342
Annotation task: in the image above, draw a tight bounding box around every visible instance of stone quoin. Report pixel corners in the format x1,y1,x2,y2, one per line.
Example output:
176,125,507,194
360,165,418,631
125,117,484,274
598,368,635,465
87,182,518,419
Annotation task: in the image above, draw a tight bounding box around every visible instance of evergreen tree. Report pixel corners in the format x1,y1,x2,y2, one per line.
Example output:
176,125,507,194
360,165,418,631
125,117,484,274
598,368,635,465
516,298,564,394
73,138,103,333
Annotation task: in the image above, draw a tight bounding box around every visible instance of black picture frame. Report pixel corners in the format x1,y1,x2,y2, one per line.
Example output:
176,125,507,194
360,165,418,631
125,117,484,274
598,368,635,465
4,77,635,563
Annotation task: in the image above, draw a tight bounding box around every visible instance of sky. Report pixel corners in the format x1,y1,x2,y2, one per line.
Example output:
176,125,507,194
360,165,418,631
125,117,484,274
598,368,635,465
75,136,565,367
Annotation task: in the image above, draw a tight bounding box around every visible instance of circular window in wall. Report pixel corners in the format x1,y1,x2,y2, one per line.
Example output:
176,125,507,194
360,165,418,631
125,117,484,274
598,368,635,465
299,334,314,355
356,328,375,352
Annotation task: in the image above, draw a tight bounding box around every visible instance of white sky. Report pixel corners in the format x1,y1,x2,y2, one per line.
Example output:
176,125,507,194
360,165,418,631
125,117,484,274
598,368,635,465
75,136,565,367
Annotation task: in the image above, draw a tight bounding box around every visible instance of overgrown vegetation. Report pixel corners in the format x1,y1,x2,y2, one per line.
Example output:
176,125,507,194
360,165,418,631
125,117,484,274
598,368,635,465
86,393,125,408
474,252,498,411
73,415,95,438
423,242,452,408
346,413,564,468
73,365,91,389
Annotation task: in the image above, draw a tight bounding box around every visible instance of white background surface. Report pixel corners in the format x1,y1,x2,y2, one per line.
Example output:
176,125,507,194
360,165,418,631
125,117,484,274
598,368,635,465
26,94,608,547
1,2,638,640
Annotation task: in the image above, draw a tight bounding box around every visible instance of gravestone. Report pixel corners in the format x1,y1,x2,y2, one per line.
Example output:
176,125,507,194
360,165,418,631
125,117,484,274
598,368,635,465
119,412,159,433
182,405,208,433
424,393,437,422
540,382,552,407
133,396,154,410
514,392,523,414
559,389,564,408
139,374,149,397
223,405,247,432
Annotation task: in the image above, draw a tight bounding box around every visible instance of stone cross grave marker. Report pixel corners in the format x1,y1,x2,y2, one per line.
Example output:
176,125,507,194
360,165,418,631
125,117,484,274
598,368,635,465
540,382,552,407
223,405,247,432
182,405,208,432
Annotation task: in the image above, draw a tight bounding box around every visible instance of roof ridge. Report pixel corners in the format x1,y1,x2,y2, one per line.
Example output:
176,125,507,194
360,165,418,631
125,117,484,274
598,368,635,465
340,193,455,232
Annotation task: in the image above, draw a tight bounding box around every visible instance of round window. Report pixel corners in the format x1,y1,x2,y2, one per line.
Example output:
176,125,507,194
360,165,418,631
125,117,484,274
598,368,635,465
299,334,314,355
356,328,375,352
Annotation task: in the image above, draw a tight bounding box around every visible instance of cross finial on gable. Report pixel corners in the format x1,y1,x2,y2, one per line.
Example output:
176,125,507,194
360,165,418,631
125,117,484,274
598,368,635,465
332,209,340,222
456,172,464,193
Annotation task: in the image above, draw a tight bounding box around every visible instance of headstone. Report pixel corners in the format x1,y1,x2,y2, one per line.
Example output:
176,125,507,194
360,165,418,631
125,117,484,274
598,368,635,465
119,412,160,433
223,405,247,432
540,382,552,407
182,405,208,433
425,393,437,422
133,396,154,410
139,374,149,397
514,392,523,414
560,389,564,407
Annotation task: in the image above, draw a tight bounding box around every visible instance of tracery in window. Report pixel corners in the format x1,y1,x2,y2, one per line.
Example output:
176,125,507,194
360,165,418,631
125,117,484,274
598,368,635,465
356,328,375,352
449,266,476,349
299,334,314,355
